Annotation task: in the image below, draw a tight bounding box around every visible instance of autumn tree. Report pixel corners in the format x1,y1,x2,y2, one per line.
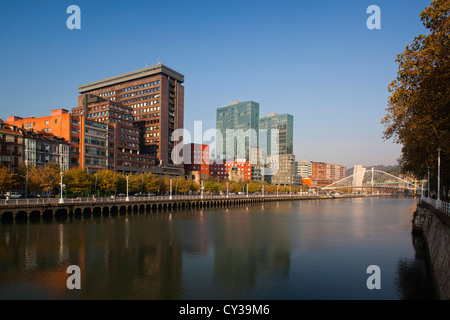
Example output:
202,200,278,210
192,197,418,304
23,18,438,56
28,163,60,196
382,0,450,199
63,167,92,195
0,166,14,192
247,181,261,193
144,173,160,194
96,169,118,195
176,177,191,194
128,173,145,194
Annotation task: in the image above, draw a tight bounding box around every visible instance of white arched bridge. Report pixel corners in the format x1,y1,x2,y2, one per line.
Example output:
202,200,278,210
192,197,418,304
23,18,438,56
323,167,424,193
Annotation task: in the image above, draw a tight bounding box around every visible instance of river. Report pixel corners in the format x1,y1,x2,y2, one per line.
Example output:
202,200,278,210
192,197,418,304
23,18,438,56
0,197,436,299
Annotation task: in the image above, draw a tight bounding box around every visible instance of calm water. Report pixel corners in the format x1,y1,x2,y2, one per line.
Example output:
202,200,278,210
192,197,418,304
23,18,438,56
0,197,436,300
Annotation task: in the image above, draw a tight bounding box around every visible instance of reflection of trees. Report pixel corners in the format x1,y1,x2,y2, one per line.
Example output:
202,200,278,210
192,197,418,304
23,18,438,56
395,233,436,300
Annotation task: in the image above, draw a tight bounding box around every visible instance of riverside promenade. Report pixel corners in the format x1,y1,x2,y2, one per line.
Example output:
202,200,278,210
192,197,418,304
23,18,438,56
0,193,379,221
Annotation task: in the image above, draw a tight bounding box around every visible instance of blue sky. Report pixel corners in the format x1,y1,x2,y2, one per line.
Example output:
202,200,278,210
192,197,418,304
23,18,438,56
0,0,431,168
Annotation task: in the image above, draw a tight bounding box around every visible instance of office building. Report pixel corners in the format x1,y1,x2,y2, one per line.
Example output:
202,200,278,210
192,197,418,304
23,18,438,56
259,113,293,156
75,63,184,165
72,96,154,173
267,153,296,186
216,100,259,161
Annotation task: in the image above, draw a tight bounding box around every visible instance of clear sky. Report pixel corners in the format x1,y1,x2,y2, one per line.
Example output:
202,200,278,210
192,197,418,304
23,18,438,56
0,0,431,168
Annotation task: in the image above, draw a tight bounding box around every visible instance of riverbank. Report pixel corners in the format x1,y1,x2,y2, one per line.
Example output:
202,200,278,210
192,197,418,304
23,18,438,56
1,193,399,221
413,201,450,300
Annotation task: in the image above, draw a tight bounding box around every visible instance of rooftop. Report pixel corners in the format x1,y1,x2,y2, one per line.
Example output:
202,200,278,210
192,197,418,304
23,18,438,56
78,63,184,93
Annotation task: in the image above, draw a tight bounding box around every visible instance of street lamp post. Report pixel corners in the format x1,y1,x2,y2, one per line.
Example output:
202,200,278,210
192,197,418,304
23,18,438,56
201,180,204,199
226,181,229,198
437,148,441,201
170,178,173,200
246,183,248,197
126,175,130,201
59,171,64,203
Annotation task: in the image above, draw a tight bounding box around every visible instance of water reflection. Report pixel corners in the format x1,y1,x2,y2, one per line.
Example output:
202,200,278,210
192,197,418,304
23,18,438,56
0,198,436,300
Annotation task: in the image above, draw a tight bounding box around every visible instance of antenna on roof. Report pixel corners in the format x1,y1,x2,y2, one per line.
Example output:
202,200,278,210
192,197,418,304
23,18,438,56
157,57,162,65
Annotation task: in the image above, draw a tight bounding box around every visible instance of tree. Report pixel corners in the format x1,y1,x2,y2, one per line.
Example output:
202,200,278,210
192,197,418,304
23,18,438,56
28,163,60,196
189,180,200,193
64,167,92,195
144,173,160,194
247,181,260,193
129,173,144,193
176,177,191,194
97,169,118,195
382,0,450,200
0,166,14,192
116,174,127,193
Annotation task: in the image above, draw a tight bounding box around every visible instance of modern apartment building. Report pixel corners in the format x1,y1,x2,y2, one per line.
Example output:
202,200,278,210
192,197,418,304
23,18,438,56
216,100,260,161
266,154,297,186
310,161,346,187
76,63,184,165
259,113,294,156
296,160,312,178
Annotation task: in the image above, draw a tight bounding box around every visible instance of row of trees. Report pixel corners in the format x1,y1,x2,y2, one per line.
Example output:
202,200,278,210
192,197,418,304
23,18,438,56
0,164,307,197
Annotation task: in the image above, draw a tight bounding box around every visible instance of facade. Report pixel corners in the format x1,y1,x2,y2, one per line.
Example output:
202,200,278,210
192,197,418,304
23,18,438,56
76,63,184,165
267,154,297,186
259,113,294,156
183,143,210,181
72,97,154,173
209,159,228,180
23,130,69,172
0,121,24,171
296,160,312,178
7,109,108,174
216,100,259,161
226,160,252,182
311,161,346,188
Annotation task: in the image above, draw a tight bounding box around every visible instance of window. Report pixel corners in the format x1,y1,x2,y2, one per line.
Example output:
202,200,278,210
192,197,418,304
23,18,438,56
44,120,49,125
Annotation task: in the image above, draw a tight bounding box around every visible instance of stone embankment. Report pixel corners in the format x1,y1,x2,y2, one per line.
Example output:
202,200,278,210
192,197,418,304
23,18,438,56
413,202,450,300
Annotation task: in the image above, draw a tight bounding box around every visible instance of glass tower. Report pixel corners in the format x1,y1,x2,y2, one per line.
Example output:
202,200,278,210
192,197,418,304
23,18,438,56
259,113,293,155
216,100,260,161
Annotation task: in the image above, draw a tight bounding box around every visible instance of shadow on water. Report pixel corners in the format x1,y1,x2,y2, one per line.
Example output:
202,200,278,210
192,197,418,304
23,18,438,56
395,231,437,300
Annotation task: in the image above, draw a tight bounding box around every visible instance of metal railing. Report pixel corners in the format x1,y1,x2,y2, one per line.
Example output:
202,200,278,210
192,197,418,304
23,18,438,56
421,195,450,216
0,193,321,206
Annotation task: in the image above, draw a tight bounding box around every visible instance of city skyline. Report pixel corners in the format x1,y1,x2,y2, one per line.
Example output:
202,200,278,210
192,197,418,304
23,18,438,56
0,0,432,168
